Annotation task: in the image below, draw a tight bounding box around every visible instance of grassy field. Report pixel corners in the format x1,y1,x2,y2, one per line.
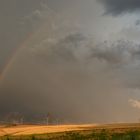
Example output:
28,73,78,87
1,123,140,139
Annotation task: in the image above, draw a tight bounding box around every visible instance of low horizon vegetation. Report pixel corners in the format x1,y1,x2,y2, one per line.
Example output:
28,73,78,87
1,128,140,140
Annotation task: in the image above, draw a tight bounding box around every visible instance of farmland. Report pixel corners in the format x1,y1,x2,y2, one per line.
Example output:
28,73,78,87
1,123,140,139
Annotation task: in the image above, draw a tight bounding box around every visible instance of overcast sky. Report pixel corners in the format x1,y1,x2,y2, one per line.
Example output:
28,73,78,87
1,0,140,123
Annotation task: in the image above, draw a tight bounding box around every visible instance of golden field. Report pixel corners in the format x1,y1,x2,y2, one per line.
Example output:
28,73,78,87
0,124,96,137
0,123,140,137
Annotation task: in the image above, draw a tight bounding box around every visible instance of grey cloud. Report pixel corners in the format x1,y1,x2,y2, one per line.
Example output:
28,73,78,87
47,34,140,88
91,40,140,64
99,0,140,15
42,33,140,65
2,30,140,122
1,0,140,123
21,3,54,32
0,32,122,123
31,32,140,91
135,19,140,26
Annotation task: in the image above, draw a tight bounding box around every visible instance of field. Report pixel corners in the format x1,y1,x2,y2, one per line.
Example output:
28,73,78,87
0,123,140,139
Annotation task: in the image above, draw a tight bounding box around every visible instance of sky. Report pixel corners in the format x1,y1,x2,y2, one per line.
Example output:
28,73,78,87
1,0,140,123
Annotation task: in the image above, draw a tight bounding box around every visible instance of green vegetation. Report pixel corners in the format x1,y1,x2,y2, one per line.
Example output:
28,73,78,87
1,129,140,140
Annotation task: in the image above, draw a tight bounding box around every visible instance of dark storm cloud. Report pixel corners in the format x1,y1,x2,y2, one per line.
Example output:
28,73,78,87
33,32,140,89
43,33,87,63
48,33,140,65
2,29,140,123
99,0,140,15
91,40,140,64
1,0,140,123
135,19,140,26
0,32,122,123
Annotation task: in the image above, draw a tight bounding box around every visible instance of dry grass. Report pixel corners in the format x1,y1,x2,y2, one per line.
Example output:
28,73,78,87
0,124,96,136
0,123,140,137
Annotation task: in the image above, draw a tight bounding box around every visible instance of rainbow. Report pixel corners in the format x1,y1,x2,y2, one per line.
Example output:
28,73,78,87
0,18,55,85
0,9,57,85
0,32,33,85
